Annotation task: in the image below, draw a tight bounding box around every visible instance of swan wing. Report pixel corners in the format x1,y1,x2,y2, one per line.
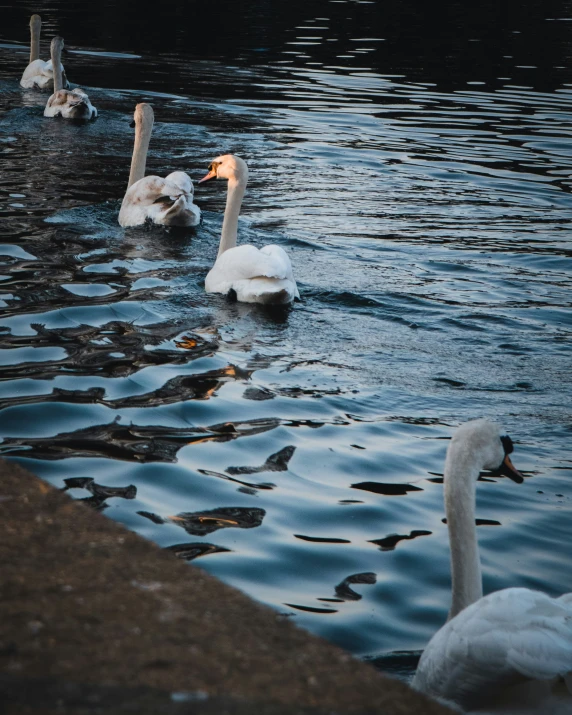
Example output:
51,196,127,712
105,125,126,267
414,588,572,710
21,60,69,89
119,176,200,228
211,244,294,282
44,89,96,119
206,245,298,303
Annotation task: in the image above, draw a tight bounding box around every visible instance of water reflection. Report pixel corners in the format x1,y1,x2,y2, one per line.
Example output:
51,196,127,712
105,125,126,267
166,542,231,561
334,572,377,602
169,507,266,536
62,476,136,511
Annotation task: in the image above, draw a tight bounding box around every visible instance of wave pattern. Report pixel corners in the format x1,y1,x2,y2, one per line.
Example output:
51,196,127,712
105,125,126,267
0,3,571,667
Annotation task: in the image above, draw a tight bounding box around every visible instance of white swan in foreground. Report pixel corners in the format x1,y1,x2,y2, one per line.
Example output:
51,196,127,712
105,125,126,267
118,103,200,228
199,154,299,305
20,14,69,90
412,419,572,714
43,37,97,120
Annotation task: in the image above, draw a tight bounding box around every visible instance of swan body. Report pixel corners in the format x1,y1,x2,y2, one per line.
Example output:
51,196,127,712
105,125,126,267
412,419,572,714
118,104,200,228
43,37,96,120
204,244,298,304
44,88,97,120
20,15,69,90
199,154,299,305
21,59,68,91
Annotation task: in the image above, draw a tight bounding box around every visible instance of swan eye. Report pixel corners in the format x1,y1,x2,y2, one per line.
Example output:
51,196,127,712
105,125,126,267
500,435,514,455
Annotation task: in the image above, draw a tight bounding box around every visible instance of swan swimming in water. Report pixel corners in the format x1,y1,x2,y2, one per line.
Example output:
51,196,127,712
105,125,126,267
199,154,299,305
118,103,200,228
412,419,572,714
20,14,69,90
43,37,97,120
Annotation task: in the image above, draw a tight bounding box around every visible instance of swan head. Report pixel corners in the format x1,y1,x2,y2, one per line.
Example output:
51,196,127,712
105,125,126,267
50,36,65,55
449,419,524,482
131,103,154,130
30,14,41,31
199,154,248,185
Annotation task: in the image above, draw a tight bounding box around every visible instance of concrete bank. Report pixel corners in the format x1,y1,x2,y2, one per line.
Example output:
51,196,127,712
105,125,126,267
0,459,450,714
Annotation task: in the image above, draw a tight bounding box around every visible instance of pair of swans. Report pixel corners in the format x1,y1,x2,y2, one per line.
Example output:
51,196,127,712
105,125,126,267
413,419,571,714
119,103,298,305
20,15,97,120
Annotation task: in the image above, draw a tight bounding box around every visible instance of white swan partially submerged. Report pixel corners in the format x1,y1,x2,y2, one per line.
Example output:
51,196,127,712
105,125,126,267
412,419,572,714
43,37,96,120
20,14,69,90
118,103,200,228
199,154,299,305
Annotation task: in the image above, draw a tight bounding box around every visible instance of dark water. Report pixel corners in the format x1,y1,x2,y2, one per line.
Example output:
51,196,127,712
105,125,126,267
1,1,571,675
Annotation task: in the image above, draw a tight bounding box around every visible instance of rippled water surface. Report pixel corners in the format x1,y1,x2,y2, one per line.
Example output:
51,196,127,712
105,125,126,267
1,1,571,673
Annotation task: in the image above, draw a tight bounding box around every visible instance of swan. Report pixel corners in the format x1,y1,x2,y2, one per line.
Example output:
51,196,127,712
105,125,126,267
20,14,69,90
43,37,97,120
412,419,572,714
118,103,200,228
199,154,299,305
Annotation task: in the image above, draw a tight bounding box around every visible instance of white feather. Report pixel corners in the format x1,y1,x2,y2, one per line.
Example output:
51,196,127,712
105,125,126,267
43,88,97,120
206,244,299,304
20,59,68,90
119,175,200,228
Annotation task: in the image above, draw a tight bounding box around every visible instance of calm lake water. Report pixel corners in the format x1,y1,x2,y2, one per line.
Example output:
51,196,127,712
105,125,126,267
1,1,571,675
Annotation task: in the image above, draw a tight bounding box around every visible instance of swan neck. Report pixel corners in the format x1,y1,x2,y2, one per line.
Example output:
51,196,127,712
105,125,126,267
128,112,153,188
219,177,246,257
30,16,41,63
51,41,63,92
444,447,483,620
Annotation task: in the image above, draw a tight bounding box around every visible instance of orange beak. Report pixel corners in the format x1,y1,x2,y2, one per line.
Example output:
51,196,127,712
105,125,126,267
199,168,217,184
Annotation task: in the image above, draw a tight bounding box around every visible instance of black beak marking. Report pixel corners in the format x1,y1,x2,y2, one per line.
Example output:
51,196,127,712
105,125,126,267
129,119,136,128
500,435,514,455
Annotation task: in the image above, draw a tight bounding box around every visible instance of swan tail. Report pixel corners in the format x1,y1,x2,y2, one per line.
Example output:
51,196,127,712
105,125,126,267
152,196,201,227
233,278,297,305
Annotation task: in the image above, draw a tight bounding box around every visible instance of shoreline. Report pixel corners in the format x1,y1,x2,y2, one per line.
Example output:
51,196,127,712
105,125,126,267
0,458,449,714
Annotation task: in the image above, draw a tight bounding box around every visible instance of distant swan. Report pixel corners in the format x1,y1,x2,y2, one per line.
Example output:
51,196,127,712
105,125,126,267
118,103,200,228
20,14,69,90
412,419,572,714
199,154,299,305
43,37,97,120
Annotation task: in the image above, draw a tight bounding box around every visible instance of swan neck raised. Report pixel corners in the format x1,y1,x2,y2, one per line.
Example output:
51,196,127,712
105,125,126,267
30,15,41,63
51,38,64,92
219,176,246,257
128,105,154,188
444,445,483,620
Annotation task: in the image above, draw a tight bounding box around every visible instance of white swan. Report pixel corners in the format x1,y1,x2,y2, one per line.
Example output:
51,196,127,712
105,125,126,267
199,154,299,305
412,419,572,714
118,103,200,228
20,14,69,90
43,37,97,120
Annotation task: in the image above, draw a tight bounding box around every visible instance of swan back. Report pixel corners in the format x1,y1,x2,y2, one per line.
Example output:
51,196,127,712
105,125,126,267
413,588,572,712
205,244,299,303
44,88,97,120
119,175,200,228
